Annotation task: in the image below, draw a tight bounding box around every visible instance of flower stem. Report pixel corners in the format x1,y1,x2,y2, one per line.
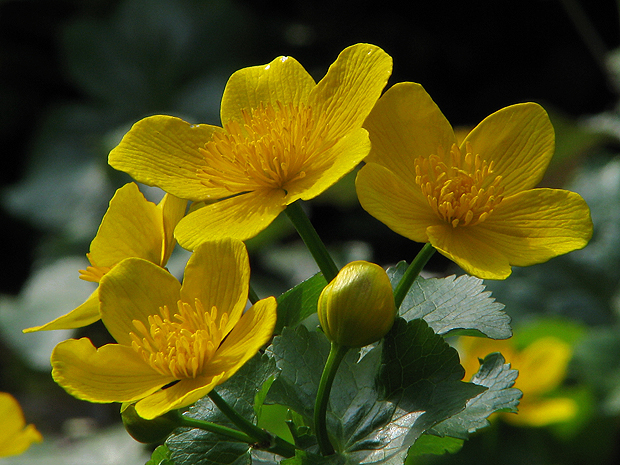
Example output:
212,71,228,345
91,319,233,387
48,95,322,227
393,243,436,310
285,200,339,282
174,411,254,444
248,285,260,305
314,342,349,456
208,390,296,458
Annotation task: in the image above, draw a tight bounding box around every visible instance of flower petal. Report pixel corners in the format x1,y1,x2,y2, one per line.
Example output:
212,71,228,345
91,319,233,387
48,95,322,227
474,188,593,267
51,338,171,403
309,43,392,141
108,116,219,200
220,56,315,124
363,82,456,183
174,189,286,248
99,258,182,346
134,373,226,420
356,163,440,243
206,296,277,377
0,393,42,457
426,224,513,280
23,290,100,332
462,102,554,195
159,193,187,266
89,183,165,267
180,239,250,335
286,128,370,203
516,337,572,395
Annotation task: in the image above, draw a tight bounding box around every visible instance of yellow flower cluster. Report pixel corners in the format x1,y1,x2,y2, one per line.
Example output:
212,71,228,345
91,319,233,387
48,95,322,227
24,42,593,427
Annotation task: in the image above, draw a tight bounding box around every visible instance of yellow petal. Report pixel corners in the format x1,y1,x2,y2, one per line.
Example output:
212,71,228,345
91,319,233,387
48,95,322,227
159,193,187,266
134,373,226,420
363,82,456,183
474,188,593,268
286,128,371,203
23,289,100,332
461,102,555,195
99,258,182,346
206,296,277,376
514,337,572,395
506,397,578,427
426,224,513,280
51,338,171,403
88,183,163,267
174,189,286,248
180,239,250,335
220,55,315,124
108,116,219,200
0,393,42,457
356,163,440,243
309,43,392,141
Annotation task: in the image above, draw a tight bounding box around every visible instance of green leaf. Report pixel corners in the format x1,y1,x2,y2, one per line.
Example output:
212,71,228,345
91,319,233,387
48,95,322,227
266,320,487,464
428,352,521,439
405,434,464,459
146,445,175,465
275,272,327,334
388,263,511,339
166,354,277,465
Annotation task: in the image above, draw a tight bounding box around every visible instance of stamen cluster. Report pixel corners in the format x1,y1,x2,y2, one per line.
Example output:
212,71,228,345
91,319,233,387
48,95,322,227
415,143,504,227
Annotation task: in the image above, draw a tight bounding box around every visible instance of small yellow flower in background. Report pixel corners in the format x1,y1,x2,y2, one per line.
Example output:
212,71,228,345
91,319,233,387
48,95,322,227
25,182,186,332
318,261,395,347
356,82,593,279
51,238,276,420
108,43,392,249
459,336,577,427
0,392,42,457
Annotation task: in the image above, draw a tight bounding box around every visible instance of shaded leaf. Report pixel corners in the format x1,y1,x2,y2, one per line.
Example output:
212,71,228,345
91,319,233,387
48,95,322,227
275,272,327,334
388,263,511,339
405,434,463,458
429,352,521,439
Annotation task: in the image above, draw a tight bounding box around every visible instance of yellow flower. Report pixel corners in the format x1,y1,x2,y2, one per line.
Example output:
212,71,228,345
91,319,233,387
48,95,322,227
51,239,276,419
0,392,42,457
25,182,186,331
108,43,392,249
356,82,593,279
459,336,577,427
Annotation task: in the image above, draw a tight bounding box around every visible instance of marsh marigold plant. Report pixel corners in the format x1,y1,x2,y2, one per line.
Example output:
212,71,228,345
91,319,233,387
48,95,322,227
51,239,276,419
108,43,392,249
356,82,593,279
25,182,186,332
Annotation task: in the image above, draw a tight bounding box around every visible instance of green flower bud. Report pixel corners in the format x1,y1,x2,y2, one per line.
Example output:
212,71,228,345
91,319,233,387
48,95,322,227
318,261,395,347
121,402,180,444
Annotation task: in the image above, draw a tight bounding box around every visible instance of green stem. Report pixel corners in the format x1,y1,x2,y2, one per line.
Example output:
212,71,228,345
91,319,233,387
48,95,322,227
248,285,260,305
174,411,255,443
285,200,339,282
208,390,296,458
393,243,436,310
314,342,349,456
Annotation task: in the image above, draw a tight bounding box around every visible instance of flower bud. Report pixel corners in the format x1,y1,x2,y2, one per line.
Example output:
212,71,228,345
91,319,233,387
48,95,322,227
121,402,180,444
318,261,395,347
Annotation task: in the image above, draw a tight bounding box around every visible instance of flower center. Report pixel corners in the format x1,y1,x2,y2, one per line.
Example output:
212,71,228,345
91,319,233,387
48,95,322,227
79,254,111,283
415,143,504,228
129,298,228,379
197,102,335,194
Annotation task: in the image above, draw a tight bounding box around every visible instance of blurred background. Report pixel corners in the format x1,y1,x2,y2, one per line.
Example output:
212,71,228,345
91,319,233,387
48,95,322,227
1,0,620,463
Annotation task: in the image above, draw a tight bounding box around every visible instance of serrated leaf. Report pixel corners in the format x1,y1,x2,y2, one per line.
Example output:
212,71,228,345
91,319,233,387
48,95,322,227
146,444,175,465
428,352,521,439
166,354,277,465
388,263,511,339
265,320,486,464
275,272,327,334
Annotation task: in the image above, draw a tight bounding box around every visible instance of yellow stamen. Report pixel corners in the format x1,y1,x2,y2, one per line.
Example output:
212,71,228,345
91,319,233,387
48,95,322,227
415,143,504,227
197,102,336,194
78,254,112,282
129,299,227,379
